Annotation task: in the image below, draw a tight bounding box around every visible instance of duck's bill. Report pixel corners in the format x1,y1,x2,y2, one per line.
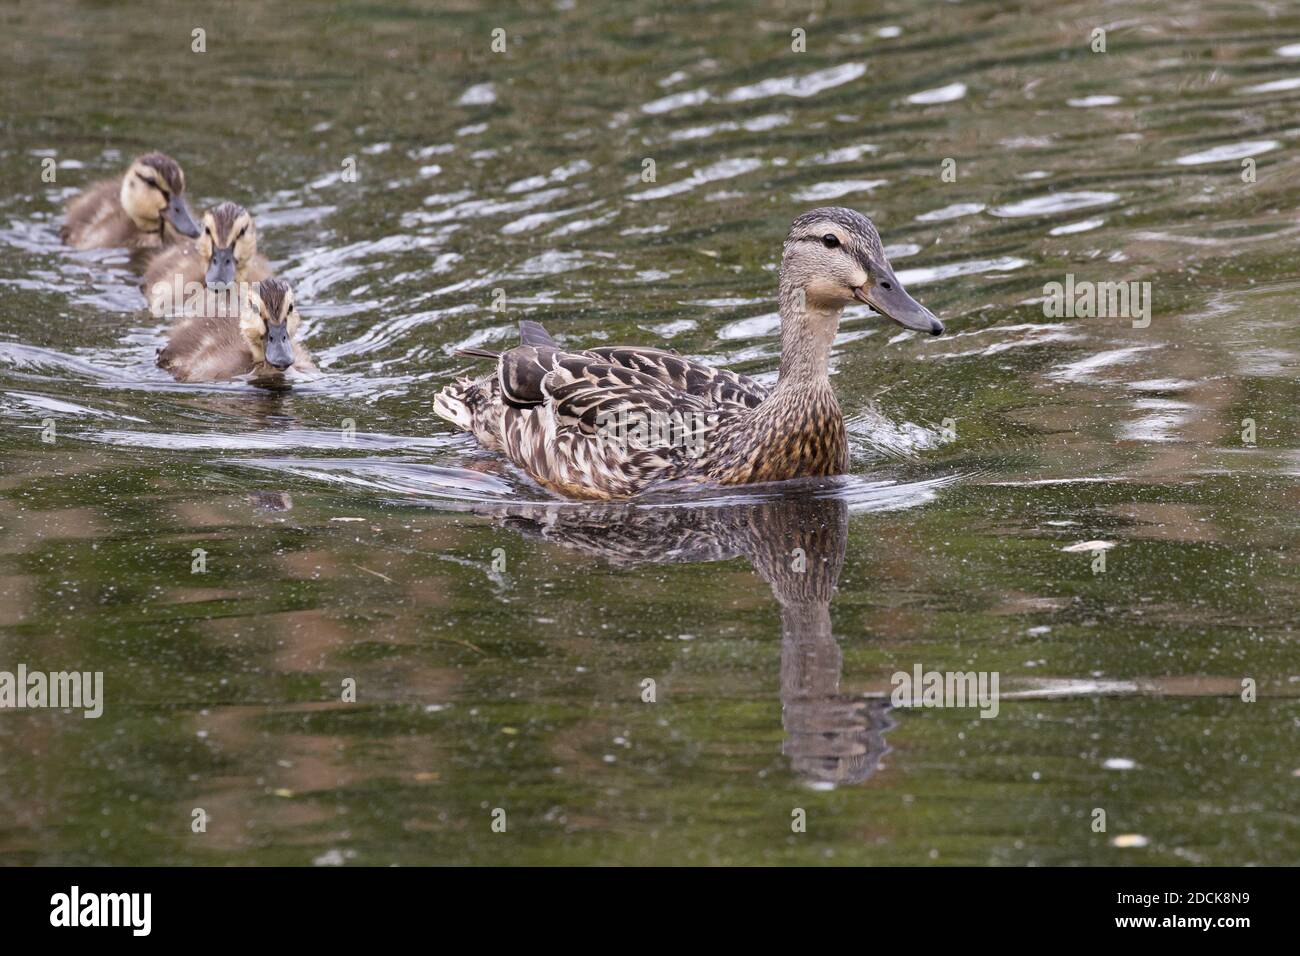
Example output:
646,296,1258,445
854,279,944,336
164,197,201,238
205,249,236,287
264,326,295,370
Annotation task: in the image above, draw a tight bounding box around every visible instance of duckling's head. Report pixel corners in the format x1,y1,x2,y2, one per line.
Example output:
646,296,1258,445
119,153,201,240
780,207,942,336
199,202,258,287
240,278,301,372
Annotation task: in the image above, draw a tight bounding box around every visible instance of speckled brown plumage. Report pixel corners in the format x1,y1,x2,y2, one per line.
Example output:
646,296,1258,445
435,320,840,499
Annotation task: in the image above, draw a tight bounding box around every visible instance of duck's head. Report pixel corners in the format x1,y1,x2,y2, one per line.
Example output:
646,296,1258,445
241,278,301,373
199,201,258,287
119,153,201,240
780,206,942,336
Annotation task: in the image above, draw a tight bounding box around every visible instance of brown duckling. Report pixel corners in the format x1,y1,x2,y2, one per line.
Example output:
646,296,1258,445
435,206,943,499
143,201,272,315
61,152,201,251
156,277,316,383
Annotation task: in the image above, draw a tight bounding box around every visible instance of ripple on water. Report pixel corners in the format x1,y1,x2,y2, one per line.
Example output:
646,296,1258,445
1236,77,1300,95
640,87,711,115
1049,218,1105,236
792,179,887,202
989,191,1120,218
717,312,780,340
1172,140,1278,165
916,202,985,222
631,158,764,201
230,450,965,514
802,143,878,165
85,427,450,453
1067,95,1120,107
725,63,866,103
457,82,496,106
895,255,1028,287
906,82,967,104
665,114,790,142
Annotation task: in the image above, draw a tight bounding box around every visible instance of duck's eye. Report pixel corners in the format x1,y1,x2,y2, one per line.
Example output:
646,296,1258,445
821,234,840,249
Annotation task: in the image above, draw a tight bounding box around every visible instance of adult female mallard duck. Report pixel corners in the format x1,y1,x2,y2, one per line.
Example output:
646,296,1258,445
143,201,272,315
61,152,201,251
434,206,943,499
156,277,316,383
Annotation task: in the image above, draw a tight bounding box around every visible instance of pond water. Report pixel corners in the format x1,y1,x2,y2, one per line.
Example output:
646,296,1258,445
0,1,1297,865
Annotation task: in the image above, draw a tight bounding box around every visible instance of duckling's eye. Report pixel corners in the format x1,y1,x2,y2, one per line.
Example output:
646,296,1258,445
821,234,840,249
137,175,167,201
236,227,247,241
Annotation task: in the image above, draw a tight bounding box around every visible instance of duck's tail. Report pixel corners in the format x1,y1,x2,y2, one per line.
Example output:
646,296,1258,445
454,346,501,360
518,320,556,348
440,321,556,444
433,377,480,433
455,320,557,362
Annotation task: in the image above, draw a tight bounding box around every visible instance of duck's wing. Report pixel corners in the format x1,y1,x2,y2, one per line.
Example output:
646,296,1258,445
493,347,739,498
496,321,767,410
583,346,769,410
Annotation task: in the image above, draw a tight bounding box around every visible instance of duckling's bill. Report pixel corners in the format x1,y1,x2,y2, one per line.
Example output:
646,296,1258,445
262,320,295,370
206,244,237,286
162,191,201,239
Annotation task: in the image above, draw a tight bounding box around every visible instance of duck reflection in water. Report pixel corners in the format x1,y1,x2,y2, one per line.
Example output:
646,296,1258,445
481,481,893,787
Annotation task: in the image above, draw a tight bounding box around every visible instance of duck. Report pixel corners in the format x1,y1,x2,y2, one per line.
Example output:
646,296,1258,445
433,206,943,500
142,201,272,315
155,277,316,383
60,152,201,251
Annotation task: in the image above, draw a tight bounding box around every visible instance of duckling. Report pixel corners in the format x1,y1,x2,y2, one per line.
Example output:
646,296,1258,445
434,206,943,500
156,277,316,383
61,153,201,251
143,201,272,315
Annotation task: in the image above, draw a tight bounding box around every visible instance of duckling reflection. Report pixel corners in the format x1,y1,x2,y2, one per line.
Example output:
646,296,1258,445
487,487,893,786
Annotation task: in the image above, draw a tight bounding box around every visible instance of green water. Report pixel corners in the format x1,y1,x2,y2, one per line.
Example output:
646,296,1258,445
0,0,1297,865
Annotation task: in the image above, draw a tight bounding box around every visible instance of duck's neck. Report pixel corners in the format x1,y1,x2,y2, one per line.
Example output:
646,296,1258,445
774,280,840,392
712,281,846,480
